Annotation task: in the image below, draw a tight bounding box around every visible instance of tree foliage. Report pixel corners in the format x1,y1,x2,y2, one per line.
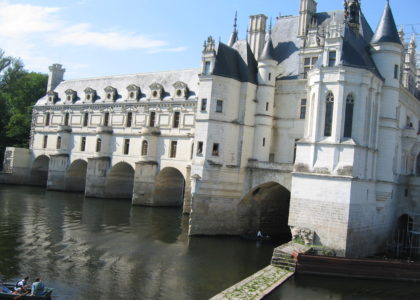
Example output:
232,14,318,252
0,50,48,148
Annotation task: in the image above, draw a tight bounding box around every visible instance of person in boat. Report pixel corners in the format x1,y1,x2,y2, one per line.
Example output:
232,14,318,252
0,282,12,294
15,276,29,292
257,230,264,238
31,278,45,296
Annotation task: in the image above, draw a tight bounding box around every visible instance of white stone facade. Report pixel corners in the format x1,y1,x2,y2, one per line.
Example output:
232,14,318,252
1,0,420,257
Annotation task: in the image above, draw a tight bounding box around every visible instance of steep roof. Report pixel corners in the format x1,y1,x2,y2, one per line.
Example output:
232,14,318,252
35,68,200,106
371,1,401,45
259,34,276,61
212,41,258,84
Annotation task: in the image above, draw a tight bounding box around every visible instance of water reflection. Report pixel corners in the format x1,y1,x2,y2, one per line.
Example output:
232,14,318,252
0,185,275,300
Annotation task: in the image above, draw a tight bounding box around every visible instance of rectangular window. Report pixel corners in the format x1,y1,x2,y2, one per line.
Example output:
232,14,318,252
104,112,110,127
303,56,318,79
266,102,269,111
83,113,89,127
149,112,156,127
204,61,211,75
170,141,177,158
293,139,299,163
328,51,336,67
197,141,203,155
56,136,61,149
96,138,102,152
201,99,207,112
262,137,266,147
212,143,219,156
394,64,399,79
126,112,132,128
80,137,86,152
64,113,69,126
124,139,130,155
173,111,180,128
216,100,223,113
45,113,50,126
43,135,48,149
300,98,307,119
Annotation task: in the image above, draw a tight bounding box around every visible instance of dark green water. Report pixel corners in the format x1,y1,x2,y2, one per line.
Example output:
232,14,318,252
0,185,275,300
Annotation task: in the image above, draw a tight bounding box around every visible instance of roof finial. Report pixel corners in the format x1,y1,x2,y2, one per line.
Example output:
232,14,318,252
234,11,238,31
269,18,272,34
228,11,239,47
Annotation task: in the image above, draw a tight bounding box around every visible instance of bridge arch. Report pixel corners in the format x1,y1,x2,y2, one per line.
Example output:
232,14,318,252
31,155,50,186
153,167,185,207
105,162,135,199
238,181,291,238
65,159,88,192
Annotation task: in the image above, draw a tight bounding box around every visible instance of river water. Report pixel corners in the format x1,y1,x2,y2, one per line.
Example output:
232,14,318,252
2,185,420,300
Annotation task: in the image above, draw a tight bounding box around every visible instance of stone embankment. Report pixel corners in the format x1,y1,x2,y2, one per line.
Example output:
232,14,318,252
210,242,311,300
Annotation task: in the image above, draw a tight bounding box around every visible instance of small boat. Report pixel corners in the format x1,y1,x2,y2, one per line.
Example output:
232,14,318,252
0,284,53,300
240,234,271,241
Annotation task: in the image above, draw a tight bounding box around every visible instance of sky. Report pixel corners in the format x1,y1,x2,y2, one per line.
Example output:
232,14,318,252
0,0,418,80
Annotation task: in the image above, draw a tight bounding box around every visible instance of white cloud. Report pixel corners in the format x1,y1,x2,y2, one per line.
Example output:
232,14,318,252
53,23,169,50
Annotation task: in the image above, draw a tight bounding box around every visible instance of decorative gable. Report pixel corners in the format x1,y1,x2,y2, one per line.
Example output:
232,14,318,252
84,87,97,103
46,90,58,104
104,86,117,102
149,82,164,100
127,84,141,101
65,89,77,103
173,81,189,99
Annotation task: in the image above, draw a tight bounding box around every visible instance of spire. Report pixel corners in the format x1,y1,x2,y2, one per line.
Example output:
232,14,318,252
344,0,361,31
259,19,275,61
228,11,238,47
371,1,402,45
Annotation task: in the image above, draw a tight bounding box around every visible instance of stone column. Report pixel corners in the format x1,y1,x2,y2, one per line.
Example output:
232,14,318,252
85,157,110,198
132,161,158,206
47,154,69,191
182,165,192,214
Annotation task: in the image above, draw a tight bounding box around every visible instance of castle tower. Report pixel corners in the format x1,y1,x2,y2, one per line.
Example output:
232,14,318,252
252,25,277,161
247,14,267,59
344,0,361,32
298,0,317,37
228,12,239,47
47,64,65,91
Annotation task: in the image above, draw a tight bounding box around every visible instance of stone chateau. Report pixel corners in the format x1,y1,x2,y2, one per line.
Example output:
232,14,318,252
1,0,420,257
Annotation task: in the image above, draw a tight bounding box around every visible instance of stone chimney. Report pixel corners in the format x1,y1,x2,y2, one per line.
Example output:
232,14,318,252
247,14,267,60
47,64,65,91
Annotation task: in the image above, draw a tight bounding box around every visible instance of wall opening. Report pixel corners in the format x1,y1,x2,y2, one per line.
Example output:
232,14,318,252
105,162,135,199
238,182,291,240
153,167,185,207
65,159,87,192
31,155,50,187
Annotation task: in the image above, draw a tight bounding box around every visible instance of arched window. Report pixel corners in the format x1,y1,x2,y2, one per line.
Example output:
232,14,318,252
141,140,148,156
96,138,102,152
343,94,354,138
324,91,334,137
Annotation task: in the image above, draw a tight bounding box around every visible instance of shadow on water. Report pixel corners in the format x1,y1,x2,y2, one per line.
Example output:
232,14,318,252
0,185,276,300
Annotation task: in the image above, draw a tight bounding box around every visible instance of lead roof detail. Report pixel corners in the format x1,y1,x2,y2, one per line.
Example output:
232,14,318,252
371,1,402,45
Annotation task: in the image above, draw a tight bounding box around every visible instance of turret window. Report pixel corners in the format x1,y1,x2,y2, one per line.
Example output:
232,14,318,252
212,143,219,156
216,100,223,113
201,99,207,112
197,141,203,155
266,102,269,111
328,51,336,67
343,94,354,138
394,65,399,79
324,91,334,137
141,140,148,156
262,138,266,147
303,56,318,79
300,99,307,119
204,61,211,75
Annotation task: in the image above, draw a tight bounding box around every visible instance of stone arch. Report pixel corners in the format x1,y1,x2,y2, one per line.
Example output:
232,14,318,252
105,162,135,199
238,181,291,238
31,155,50,186
153,167,185,207
65,159,88,192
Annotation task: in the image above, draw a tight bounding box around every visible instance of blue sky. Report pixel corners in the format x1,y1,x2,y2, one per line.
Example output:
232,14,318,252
0,0,418,79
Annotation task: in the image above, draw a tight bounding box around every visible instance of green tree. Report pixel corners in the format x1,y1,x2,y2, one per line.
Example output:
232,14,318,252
0,49,47,148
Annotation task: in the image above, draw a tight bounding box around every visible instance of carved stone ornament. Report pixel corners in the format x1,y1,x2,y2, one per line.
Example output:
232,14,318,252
149,83,164,100
127,84,141,100
291,226,315,245
84,87,96,102
46,90,58,103
173,81,189,99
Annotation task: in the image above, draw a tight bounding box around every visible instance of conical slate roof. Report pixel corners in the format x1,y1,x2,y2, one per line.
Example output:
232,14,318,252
259,34,275,61
371,1,401,45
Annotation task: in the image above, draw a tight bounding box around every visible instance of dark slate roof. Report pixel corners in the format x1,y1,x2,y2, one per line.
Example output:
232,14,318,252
259,35,276,61
212,42,258,84
340,24,382,79
371,1,401,45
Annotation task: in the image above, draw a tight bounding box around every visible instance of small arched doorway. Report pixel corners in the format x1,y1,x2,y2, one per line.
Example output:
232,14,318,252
105,162,135,199
238,182,291,239
31,155,50,186
153,167,185,207
65,159,88,192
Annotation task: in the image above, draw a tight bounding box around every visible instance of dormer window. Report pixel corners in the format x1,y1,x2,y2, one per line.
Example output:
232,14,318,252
65,89,77,103
84,87,96,103
127,84,140,101
328,51,337,67
149,83,164,100
46,90,58,104
104,86,117,102
173,81,189,100
204,61,211,75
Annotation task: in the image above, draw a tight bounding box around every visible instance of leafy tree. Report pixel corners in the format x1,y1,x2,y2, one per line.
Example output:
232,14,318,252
0,49,47,148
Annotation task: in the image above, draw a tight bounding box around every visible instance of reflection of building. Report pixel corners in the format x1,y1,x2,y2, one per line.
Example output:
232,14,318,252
1,0,420,257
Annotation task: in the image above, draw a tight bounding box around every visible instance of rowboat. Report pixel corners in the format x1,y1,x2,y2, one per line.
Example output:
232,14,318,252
0,284,53,300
